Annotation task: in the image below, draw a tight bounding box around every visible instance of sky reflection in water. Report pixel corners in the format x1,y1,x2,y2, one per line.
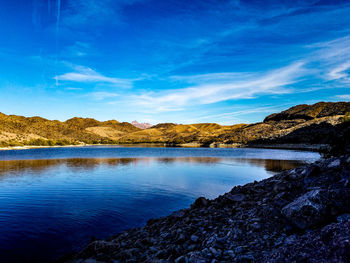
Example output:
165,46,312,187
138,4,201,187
0,147,320,262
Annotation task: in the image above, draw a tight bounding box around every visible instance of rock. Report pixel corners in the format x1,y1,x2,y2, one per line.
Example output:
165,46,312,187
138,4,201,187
192,197,209,208
226,193,245,202
81,259,101,263
337,214,350,223
209,247,217,255
171,210,185,218
239,254,255,261
174,256,185,263
234,246,244,254
328,159,341,168
283,234,298,245
176,234,186,243
282,189,328,229
226,250,235,257
263,220,350,262
190,235,199,243
273,182,288,192
287,169,301,180
302,165,320,177
251,222,262,231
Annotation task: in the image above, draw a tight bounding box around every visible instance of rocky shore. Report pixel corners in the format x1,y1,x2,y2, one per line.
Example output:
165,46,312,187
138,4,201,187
65,155,350,263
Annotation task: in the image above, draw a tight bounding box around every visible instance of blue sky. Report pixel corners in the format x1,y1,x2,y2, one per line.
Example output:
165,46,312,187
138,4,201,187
0,0,350,124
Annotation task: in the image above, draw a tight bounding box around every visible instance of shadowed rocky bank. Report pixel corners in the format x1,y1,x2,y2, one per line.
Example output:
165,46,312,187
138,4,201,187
63,155,350,263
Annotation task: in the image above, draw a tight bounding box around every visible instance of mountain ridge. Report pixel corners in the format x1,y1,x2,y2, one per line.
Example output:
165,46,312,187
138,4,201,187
0,101,349,148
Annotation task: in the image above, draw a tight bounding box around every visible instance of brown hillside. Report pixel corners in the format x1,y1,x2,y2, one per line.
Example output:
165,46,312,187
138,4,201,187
264,102,350,122
0,114,141,146
0,101,349,147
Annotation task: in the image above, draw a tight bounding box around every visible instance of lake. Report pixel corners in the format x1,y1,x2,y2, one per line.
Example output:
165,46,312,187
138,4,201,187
0,146,320,262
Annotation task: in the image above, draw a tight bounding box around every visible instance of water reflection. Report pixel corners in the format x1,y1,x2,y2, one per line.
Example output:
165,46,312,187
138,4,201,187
0,157,305,178
0,153,312,263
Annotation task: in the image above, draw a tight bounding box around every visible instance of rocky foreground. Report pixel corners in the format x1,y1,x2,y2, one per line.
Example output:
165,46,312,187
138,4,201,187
66,155,350,263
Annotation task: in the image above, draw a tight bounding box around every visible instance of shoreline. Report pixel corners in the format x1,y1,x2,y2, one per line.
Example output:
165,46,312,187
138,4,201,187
0,144,89,151
0,142,328,152
64,154,350,263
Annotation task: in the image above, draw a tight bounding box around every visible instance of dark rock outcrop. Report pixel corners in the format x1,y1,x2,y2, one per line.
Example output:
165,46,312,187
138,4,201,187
65,155,350,263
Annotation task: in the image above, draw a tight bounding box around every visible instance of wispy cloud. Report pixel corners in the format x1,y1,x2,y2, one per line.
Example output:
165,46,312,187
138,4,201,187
64,87,82,91
308,35,350,82
125,33,350,114
180,105,284,124
335,94,350,100
131,62,306,112
62,0,144,27
89,91,119,100
328,61,350,81
170,72,254,84
61,41,91,58
55,66,134,88
194,106,284,122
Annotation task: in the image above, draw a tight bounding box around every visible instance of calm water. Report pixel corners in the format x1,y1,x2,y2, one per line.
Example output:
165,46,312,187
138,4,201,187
0,146,320,262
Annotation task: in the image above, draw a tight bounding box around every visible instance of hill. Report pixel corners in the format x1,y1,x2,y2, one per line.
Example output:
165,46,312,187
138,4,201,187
0,115,141,147
0,101,349,148
264,102,350,121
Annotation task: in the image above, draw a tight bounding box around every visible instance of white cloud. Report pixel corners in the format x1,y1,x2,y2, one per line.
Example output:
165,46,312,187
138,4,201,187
170,72,253,84
328,61,350,80
55,66,133,88
64,87,82,90
131,62,306,112
90,92,119,100
335,94,350,100
307,36,350,82
179,105,290,124
61,42,91,58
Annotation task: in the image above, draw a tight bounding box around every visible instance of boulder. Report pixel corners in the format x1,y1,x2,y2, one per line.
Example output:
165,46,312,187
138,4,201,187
191,197,209,208
282,189,329,229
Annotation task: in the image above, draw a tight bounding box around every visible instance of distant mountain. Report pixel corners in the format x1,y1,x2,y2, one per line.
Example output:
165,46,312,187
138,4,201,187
131,120,153,129
0,101,349,149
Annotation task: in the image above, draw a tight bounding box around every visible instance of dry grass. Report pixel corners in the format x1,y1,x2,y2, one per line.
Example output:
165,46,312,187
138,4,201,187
0,102,349,146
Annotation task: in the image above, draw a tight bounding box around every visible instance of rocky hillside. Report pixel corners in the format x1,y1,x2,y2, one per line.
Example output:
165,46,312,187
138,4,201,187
264,102,350,122
0,101,349,147
0,114,140,146
220,102,350,147
65,155,350,263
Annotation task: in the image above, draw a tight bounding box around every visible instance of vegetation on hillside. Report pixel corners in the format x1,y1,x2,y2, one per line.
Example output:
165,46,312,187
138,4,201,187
0,102,349,147
344,112,350,122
